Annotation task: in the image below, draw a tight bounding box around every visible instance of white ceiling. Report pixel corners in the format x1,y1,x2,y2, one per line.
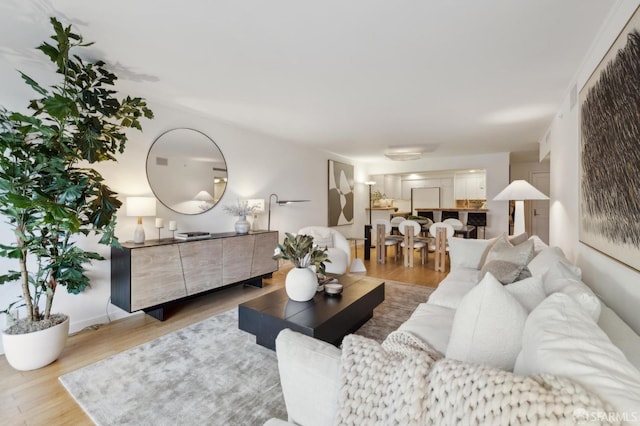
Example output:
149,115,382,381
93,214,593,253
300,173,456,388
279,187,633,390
0,0,616,162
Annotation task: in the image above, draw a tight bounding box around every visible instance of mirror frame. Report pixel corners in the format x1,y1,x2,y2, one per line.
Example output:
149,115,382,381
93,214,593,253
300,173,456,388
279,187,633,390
146,128,228,215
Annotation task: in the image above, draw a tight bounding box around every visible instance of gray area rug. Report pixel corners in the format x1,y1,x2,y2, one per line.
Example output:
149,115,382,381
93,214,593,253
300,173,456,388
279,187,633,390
59,280,433,426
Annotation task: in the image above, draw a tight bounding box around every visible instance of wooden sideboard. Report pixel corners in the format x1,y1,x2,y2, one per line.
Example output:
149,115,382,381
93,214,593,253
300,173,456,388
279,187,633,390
111,230,278,320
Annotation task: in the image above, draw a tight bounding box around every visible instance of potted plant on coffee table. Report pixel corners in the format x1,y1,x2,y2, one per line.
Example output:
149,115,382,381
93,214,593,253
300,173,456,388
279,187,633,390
273,233,330,302
0,18,153,370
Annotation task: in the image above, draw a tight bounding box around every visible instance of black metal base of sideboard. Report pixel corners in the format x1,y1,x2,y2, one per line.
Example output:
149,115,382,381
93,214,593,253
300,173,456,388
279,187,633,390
139,276,267,321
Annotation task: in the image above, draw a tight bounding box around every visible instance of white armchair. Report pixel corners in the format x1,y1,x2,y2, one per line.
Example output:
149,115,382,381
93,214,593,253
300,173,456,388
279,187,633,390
297,226,351,274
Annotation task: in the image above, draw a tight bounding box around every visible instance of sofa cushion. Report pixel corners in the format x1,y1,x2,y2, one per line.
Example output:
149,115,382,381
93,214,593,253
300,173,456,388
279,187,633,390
527,246,578,277
598,304,640,370
448,237,496,270
479,260,527,284
397,303,455,354
445,273,527,371
275,329,341,426
514,293,640,418
427,269,479,309
544,260,600,321
484,234,534,267
504,275,545,313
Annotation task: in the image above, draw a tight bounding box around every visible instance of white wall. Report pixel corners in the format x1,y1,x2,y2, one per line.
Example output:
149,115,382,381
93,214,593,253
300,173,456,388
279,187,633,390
546,0,640,333
0,99,355,352
364,152,510,238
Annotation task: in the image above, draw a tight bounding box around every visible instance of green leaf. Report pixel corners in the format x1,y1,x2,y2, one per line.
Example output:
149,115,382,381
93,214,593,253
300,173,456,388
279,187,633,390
19,72,49,96
43,94,78,119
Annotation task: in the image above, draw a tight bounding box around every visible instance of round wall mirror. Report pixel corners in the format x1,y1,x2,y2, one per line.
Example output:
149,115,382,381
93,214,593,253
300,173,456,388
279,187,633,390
146,128,228,215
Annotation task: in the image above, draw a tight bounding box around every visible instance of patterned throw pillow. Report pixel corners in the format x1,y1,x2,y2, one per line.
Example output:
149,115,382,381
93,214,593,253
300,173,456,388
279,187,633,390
484,234,535,267
479,260,526,284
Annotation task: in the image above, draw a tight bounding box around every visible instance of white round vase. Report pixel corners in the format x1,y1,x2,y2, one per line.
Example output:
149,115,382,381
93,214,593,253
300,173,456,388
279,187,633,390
2,316,70,371
285,267,318,302
235,216,250,234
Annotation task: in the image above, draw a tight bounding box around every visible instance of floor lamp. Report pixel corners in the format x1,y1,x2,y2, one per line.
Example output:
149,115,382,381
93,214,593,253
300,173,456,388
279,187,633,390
267,193,310,231
493,180,549,236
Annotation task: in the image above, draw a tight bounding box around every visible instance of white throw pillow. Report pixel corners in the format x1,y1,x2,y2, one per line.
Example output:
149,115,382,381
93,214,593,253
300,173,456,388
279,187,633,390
484,234,534,267
515,293,640,419
504,275,545,313
526,246,575,277
310,232,334,248
446,273,527,371
544,260,600,321
447,237,495,270
528,235,548,255
508,232,528,246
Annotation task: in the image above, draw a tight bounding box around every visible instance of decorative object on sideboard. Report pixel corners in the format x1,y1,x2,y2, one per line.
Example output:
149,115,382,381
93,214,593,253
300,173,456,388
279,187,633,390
174,231,211,241
0,18,153,371
169,220,178,239
146,128,227,215
267,193,310,231
493,180,548,236
223,199,257,234
273,233,330,302
247,198,265,231
126,197,157,244
155,218,164,240
194,190,215,211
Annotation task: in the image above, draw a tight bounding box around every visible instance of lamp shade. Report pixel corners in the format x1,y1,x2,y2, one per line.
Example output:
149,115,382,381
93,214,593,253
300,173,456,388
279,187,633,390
194,190,215,202
493,180,549,201
126,197,157,217
247,199,265,213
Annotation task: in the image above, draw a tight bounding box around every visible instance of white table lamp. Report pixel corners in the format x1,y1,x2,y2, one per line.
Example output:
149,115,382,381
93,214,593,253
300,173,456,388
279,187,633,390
247,199,265,231
493,180,549,236
126,197,157,244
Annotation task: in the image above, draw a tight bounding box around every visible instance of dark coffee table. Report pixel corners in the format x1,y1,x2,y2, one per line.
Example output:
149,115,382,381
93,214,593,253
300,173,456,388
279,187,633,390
238,275,385,350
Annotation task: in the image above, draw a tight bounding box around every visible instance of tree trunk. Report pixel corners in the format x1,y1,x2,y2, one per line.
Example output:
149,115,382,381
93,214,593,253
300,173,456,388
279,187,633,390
44,276,56,320
17,233,35,322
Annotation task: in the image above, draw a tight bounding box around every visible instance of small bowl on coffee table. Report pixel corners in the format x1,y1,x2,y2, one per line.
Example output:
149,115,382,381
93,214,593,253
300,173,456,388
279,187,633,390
324,283,343,296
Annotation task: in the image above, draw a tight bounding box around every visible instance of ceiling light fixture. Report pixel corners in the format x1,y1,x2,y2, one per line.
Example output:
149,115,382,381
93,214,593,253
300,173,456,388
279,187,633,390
384,151,422,161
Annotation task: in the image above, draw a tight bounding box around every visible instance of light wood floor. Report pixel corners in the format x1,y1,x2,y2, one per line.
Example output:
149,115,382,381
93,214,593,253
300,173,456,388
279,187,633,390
0,246,448,426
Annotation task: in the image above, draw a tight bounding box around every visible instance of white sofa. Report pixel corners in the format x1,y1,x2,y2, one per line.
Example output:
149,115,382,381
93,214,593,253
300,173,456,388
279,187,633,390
297,226,351,275
271,234,640,425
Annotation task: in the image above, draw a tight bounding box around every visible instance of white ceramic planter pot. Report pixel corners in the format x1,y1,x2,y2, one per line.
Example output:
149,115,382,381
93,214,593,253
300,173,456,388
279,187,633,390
285,267,318,302
2,316,70,371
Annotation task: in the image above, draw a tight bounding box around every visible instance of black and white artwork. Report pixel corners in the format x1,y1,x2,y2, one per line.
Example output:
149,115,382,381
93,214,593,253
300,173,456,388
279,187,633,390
328,160,354,226
579,6,640,271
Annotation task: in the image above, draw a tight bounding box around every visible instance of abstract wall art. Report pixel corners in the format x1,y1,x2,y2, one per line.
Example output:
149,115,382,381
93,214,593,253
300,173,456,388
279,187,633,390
328,160,354,226
579,5,640,271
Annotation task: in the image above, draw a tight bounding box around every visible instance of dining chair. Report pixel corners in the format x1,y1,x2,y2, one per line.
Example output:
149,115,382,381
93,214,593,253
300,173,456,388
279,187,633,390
398,220,428,267
390,216,405,235
428,222,454,272
372,219,402,264
443,218,463,230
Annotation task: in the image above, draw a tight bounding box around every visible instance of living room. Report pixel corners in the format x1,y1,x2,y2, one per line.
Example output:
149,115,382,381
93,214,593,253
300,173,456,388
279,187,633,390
2,0,640,424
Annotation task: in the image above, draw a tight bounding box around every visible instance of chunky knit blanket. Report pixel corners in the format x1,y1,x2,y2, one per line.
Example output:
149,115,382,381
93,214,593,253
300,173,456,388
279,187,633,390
336,331,618,425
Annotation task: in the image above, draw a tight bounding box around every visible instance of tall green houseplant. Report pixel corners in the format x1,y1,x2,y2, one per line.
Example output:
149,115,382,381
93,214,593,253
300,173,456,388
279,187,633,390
0,18,153,331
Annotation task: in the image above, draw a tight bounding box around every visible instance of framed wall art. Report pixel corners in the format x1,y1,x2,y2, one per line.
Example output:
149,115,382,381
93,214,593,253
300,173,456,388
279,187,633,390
579,5,640,271
328,160,354,226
